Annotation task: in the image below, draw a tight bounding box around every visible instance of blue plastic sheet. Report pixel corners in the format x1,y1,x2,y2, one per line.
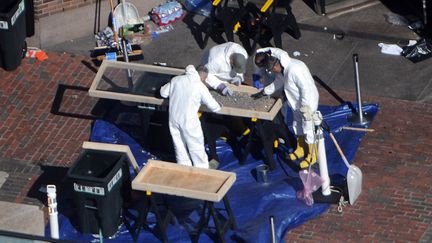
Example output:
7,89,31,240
184,0,212,17
50,104,378,242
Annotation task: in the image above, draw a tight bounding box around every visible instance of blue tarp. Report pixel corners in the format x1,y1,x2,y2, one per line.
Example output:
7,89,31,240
50,103,378,242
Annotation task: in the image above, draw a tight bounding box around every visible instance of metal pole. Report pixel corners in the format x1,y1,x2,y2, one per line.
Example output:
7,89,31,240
353,54,363,123
320,0,326,16
349,54,371,125
121,38,133,90
270,216,276,243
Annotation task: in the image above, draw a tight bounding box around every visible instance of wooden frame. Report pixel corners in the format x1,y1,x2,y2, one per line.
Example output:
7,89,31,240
218,84,283,120
88,60,184,106
89,60,283,120
82,141,140,173
132,160,236,202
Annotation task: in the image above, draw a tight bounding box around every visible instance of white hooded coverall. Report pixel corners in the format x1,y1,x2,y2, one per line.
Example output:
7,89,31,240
160,65,221,168
202,42,248,90
257,47,319,144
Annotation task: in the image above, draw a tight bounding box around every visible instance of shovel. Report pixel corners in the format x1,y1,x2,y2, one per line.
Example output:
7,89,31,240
114,0,140,29
328,132,363,205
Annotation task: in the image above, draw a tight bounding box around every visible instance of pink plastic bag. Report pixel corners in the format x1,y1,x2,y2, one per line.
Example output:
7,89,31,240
297,170,325,206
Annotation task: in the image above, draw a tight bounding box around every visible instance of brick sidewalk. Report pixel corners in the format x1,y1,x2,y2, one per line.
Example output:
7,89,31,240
0,54,431,241
0,53,98,205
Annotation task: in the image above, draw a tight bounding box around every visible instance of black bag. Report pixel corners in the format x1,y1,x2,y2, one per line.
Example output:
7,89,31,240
401,38,432,63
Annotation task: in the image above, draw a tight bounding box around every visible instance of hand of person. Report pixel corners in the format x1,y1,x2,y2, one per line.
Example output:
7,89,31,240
217,83,233,96
253,80,264,89
251,90,265,100
252,74,264,89
300,105,313,121
231,76,242,86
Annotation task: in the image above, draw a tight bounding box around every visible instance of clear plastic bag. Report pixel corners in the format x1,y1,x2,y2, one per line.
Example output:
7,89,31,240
297,169,324,206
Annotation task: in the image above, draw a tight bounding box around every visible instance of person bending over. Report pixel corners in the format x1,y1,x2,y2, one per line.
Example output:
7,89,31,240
201,42,248,96
160,65,221,169
253,47,319,169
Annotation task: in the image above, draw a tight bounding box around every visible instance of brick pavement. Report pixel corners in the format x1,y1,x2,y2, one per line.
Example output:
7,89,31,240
0,53,98,205
0,54,431,241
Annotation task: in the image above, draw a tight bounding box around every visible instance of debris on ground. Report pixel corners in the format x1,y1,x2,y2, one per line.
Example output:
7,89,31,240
384,13,409,26
401,38,432,63
210,90,277,112
378,43,403,56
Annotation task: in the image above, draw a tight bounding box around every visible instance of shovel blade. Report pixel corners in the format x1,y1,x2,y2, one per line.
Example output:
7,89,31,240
347,164,362,205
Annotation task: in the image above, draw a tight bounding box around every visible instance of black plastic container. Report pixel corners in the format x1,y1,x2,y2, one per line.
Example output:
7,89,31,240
67,150,128,237
0,0,26,71
24,0,34,37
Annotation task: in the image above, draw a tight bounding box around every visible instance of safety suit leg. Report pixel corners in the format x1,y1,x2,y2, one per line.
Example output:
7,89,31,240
299,143,317,169
288,136,306,160
169,123,193,166
184,124,209,169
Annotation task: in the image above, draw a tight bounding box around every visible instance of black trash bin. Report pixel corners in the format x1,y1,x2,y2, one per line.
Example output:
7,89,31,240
0,0,27,71
67,149,130,237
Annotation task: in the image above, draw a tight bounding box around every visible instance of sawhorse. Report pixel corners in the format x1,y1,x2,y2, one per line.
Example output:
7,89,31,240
126,191,176,242
193,197,237,243
131,160,237,242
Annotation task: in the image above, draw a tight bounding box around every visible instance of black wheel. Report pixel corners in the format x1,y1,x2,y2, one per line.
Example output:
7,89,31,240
22,41,27,59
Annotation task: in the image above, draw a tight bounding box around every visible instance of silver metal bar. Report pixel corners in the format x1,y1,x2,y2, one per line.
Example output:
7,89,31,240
353,54,363,123
270,216,276,243
121,39,133,89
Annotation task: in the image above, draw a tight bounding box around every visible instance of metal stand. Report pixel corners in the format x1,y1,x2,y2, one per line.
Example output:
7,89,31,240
193,197,236,243
348,54,372,125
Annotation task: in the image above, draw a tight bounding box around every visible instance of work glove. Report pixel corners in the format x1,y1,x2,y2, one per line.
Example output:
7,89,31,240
253,80,264,89
230,76,242,86
300,105,313,121
217,83,233,96
252,74,264,89
251,90,265,100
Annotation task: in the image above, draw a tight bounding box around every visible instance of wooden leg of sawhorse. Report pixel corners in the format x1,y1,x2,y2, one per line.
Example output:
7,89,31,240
193,197,236,243
131,192,175,242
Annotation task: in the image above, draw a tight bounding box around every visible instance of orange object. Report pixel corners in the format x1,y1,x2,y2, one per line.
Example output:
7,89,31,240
35,51,48,61
26,47,48,61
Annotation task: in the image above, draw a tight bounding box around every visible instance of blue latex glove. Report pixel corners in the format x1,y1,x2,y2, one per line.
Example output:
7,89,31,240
252,74,264,89
231,76,242,86
253,80,264,89
217,83,233,96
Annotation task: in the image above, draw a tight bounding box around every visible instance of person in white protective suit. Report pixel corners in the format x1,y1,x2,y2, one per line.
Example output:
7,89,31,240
252,47,319,169
201,42,248,96
160,65,222,169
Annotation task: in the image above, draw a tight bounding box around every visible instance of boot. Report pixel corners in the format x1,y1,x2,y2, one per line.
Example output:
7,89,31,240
288,136,307,160
209,159,220,170
299,143,317,169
